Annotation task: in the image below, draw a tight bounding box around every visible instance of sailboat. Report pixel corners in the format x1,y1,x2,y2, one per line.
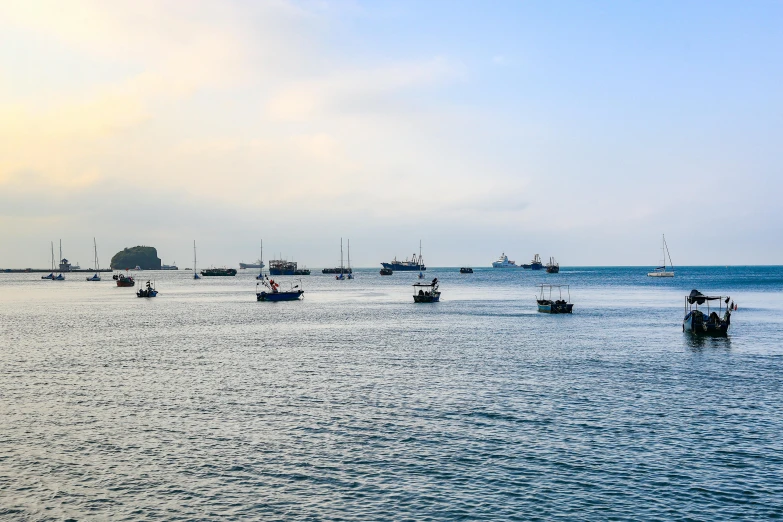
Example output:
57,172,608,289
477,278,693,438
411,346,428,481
54,240,66,280
42,242,55,279
648,235,675,277
418,240,425,279
347,239,354,279
86,238,101,281
193,241,201,279
256,241,265,280
336,238,345,280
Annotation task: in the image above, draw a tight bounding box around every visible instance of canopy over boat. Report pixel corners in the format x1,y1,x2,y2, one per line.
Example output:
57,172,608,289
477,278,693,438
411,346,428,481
687,289,730,305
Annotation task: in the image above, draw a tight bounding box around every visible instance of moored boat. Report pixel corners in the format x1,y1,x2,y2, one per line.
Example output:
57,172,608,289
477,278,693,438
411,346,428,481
413,278,441,303
460,267,474,274
115,273,135,287
256,278,303,301
382,240,426,272
546,257,560,273
648,234,675,277
525,254,543,270
683,290,731,335
536,284,573,313
200,267,237,276
380,268,393,275
492,253,518,268
86,238,102,281
269,259,309,276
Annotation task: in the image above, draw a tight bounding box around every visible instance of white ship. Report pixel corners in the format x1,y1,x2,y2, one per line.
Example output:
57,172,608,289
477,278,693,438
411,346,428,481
239,259,265,269
492,253,518,268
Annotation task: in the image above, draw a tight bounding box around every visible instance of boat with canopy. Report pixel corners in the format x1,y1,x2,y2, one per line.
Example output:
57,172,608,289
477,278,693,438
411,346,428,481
536,284,573,313
683,289,731,335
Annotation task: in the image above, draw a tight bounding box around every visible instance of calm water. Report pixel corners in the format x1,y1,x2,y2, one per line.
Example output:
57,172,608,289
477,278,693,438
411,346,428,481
1,266,782,520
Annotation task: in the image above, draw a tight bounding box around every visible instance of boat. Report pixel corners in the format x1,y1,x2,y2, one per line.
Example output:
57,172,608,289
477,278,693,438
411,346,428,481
53,273,65,281
193,241,200,279
240,245,265,270
546,257,560,274
55,240,67,279
460,267,474,274
413,278,441,303
322,267,353,274
256,277,303,301
256,241,265,280
524,254,543,270
536,284,574,313
86,238,101,281
42,242,56,279
269,258,310,276
346,239,354,279
115,272,135,287
381,241,426,272
380,268,393,275
492,253,518,268
648,235,675,277
136,280,158,298
200,267,237,276
161,263,178,270
683,290,731,335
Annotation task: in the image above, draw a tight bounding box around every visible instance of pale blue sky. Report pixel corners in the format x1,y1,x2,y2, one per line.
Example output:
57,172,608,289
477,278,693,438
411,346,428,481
1,1,781,268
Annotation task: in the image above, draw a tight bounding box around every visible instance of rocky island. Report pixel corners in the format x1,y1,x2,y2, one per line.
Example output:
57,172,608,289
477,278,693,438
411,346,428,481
110,246,162,270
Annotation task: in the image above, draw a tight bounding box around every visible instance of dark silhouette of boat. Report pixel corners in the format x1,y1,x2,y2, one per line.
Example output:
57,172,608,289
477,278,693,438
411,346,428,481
381,241,426,272
460,267,473,273
683,290,731,335
136,280,158,298
380,268,393,275
546,257,559,273
200,267,237,276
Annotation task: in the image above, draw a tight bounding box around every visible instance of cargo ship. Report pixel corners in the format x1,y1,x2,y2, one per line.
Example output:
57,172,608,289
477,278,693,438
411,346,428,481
269,259,310,276
522,254,544,270
381,241,426,272
239,259,264,269
200,267,237,276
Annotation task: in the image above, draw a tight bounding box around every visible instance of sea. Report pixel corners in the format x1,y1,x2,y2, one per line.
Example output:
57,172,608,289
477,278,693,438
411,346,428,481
1,266,781,520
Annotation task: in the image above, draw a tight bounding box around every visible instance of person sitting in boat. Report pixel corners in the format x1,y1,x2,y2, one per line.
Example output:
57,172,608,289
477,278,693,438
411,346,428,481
419,289,424,296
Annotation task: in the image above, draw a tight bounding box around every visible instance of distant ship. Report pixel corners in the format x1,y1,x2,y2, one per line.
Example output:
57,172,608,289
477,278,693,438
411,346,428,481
161,262,179,270
200,267,237,276
269,259,310,276
239,259,265,269
523,254,544,270
492,253,518,268
381,241,426,272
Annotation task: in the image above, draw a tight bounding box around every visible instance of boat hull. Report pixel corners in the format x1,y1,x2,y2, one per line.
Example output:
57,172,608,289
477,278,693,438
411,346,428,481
380,268,393,275
413,293,440,303
683,311,729,335
240,263,264,269
257,291,304,301
201,268,237,276
530,263,543,270
460,268,473,273
322,267,353,274
117,280,135,287
648,271,674,277
136,290,158,298
537,300,573,314
546,266,560,273
269,269,311,276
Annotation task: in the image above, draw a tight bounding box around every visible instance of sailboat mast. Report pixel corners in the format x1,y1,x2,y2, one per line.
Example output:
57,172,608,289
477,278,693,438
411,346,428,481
94,237,99,270
193,240,197,272
340,238,344,274
51,241,54,271
347,239,350,269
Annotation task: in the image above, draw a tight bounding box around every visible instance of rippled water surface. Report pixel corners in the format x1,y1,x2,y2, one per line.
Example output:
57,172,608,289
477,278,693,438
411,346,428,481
1,266,782,520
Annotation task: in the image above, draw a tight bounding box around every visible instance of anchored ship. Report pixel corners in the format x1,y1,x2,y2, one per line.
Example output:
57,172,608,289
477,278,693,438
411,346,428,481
492,253,518,268
269,259,310,276
381,241,426,272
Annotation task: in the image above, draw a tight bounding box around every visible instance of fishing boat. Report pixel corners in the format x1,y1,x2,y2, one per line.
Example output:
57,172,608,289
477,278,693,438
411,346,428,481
683,290,731,335
648,235,675,277
536,284,574,313
492,253,518,268
460,267,474,274
380,268,393,276
413,278,441,303
256,277,304,301
524,254,544,270
381,241,426,272
546,257,560,274
201,267,237,277
86,238,101,281
115,272,135,287
269,258,310,276
193,241,200,279
42,242,56,279
136,280,158,298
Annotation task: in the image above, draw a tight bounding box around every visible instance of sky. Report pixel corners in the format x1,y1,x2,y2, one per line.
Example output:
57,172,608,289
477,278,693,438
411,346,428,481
1,0,781,268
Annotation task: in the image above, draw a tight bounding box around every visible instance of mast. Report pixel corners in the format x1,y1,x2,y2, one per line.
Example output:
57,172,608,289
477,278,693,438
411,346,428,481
194,241,197,272
663,234,674,270
259,240,263,277
94,237,99,271
347,239,351,270
340,238,344,275
51,241,54,271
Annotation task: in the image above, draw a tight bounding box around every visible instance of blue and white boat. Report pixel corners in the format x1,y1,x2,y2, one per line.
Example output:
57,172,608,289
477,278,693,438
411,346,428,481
536,284,573,313
137,280,158,298
524,254,544,270
413,278,441,303
492,253,518,268
256,277,303,301
382,241,426,272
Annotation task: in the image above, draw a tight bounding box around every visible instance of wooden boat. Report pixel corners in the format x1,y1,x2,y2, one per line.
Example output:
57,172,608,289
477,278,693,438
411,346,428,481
460,267,474,274
536,284,573,313
546,257,559,273
380,268,393,275
648,235,675,277
413,278,441,303
201,267,237,276
256,278,303,301
115,273,135,287
136,280,158,298
683,290,731,334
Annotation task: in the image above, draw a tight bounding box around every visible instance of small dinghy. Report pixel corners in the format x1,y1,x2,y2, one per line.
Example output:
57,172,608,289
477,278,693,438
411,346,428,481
54,273,65,281
460,267,473,274
136,280,158,298
536,284,573,313
41,272,55,280
86,273,101,281
413,278,441,303
683,290,731,335
380,268,393,276
256,277,303,301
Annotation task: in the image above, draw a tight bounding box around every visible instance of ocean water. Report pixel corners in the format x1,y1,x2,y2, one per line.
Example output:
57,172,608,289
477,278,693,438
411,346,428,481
1,266,781,520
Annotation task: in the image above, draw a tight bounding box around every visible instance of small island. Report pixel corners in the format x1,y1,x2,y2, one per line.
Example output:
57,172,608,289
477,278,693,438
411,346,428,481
110,246,162,270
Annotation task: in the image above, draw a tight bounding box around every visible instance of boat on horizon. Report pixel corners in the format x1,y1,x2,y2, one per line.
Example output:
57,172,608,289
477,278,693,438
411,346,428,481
269,258,310,276
413,278,441,303
201,267,237,277
492,253,518,268
380,267,393,275
161,263,178,270
86,238,101,281
648,234,675,277
42,241,56,279
193,241,200,279
683,290,731,334
523,254,543,270
536,284,573,313
546,257,560,274
382,241,426,272
460,267,474,274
